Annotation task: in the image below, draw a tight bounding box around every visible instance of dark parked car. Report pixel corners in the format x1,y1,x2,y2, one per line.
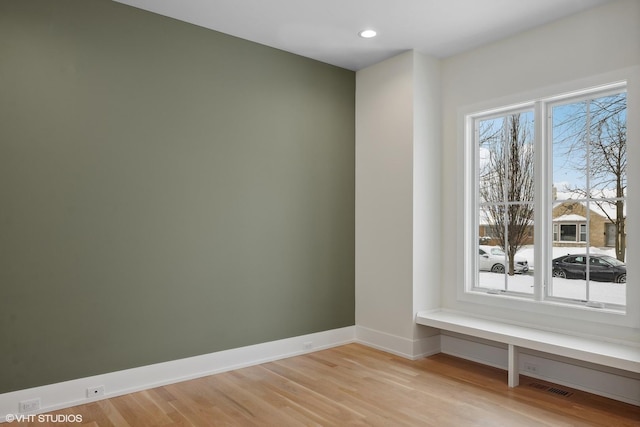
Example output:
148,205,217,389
552,254,626,283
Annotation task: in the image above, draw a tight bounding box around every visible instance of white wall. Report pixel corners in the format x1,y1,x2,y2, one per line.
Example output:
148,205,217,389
413,52,442,332
355,51,441,357
355,0,639,403
440,0,640,342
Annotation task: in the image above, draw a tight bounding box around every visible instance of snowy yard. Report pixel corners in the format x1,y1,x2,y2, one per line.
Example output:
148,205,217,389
478,246,626,305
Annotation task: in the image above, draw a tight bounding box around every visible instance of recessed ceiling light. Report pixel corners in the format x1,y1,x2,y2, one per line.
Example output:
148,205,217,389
358,29,377,39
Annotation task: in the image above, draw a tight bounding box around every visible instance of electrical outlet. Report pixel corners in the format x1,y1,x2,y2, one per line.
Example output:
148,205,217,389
523,362,539,374
19,398,40,413
303,341,313,350
87,385,105,398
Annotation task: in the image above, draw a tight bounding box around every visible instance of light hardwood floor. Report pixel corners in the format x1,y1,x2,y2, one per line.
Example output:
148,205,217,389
11,343,640,426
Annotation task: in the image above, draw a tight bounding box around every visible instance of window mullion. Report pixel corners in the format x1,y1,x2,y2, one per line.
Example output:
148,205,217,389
534,100,545,301
585,100,591,301
503,117,510,291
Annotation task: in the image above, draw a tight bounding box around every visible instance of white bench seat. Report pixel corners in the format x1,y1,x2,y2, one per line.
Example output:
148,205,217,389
416,310,640,387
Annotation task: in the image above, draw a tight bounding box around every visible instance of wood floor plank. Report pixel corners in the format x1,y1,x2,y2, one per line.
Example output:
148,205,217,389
11,343,640,426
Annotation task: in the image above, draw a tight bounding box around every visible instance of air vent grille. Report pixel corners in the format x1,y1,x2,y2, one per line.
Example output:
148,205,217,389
527,382,573,397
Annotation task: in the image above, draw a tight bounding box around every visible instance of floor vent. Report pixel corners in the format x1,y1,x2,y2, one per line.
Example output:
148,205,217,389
527,382,573,397
548,387,573,397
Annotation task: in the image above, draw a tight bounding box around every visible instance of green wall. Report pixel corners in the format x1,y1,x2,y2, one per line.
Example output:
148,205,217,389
0,0,355,393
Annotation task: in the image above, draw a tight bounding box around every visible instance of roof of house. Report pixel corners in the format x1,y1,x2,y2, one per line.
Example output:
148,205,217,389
553,214,587,222
554,200,625,221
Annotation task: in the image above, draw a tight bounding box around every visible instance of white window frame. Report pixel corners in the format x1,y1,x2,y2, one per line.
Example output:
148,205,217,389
560,224,578,242
458,69,639,329
579,224,587,243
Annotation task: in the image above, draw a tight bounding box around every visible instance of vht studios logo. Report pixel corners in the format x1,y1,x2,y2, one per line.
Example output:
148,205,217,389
5,413,83,423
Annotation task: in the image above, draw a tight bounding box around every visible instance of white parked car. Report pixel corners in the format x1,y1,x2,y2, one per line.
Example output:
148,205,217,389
478,245,529,274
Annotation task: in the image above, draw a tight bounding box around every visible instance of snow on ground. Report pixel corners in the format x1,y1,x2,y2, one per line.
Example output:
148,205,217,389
478,245,625,305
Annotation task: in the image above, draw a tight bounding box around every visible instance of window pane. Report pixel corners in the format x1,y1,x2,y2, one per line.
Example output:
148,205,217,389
552,102,587,201
478,204,534,294
589,254,627,306
478,206,506,291
508,214,534,295
588,92,627,266
478,117,505,205
551,253,587,301
588,93,627,199
477,111,535,295
560,224,577,241
549,90,626,307
478,112,535,205
507,112,534,203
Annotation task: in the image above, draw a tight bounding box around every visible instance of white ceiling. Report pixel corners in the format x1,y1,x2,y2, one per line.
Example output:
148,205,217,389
113,0,614,71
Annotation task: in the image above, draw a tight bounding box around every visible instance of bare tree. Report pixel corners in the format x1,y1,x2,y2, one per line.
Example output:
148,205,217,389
553,93,626,260
479,114,535,275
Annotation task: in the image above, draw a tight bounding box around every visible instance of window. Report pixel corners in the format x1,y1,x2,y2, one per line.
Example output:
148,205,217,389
467,83,627,311
477,110,534,294
552,222,587,243
560,224,577,242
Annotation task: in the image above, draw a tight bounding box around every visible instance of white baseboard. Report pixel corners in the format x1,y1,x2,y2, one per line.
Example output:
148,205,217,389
0,326,356,423
441,334,640,406
355,325,440,360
